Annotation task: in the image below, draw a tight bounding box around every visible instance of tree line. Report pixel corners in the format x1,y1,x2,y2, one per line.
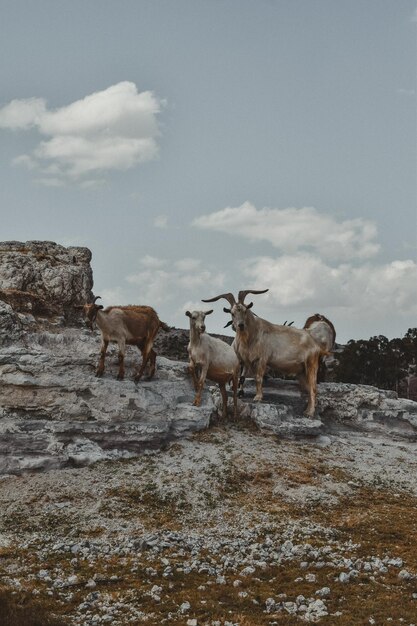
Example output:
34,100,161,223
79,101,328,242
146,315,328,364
333,328,417,398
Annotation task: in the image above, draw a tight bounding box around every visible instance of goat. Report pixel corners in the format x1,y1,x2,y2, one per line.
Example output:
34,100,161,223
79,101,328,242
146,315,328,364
186,309,239,419
202,290,321,417
81,296,169,381
303,313,336,382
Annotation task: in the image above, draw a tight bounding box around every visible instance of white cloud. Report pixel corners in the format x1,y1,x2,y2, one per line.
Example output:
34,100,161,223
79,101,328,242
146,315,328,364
0,82,163,185
0,97,46,129
181,300,214,314
243,254,417,317
193,201,379,261
126,256,225,305
154,214,168,228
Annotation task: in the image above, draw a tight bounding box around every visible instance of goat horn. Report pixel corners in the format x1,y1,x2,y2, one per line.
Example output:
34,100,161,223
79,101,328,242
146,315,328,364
238,289,268,304
202,292,236,307
93,295,102,303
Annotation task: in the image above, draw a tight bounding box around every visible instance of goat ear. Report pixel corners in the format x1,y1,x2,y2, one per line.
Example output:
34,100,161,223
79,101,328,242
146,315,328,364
223,307,231,313
246,302,254,310
185,311,191,317
97,305,104,310
205,309,213,316
224,320,233,328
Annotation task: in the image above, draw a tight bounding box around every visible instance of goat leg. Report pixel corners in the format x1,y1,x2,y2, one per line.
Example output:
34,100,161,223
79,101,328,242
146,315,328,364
232,372,239,420
303,355,319,418
238,365,246,398
219,383,228,419
134,344,152,382
193,365,208,407
146,349,157,380
253,361,266,402
95,339,108,377
117,352,125,380
116,339,126,380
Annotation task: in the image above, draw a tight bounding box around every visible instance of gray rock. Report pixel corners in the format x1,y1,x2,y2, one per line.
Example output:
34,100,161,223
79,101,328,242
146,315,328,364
338,572,350,583
0,301,21,340
180,601,191,613
316,587,331,597
0,240,93,309
317,382,417,439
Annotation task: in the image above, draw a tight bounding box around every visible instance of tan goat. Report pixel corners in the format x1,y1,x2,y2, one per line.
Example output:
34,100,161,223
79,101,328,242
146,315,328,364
186,310,239,419
202,290,321,417
303,313,336,382
82,297,169,381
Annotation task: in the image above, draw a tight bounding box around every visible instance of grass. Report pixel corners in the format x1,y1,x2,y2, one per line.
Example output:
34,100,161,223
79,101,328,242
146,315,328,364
0,587,68,626
1,429,417,625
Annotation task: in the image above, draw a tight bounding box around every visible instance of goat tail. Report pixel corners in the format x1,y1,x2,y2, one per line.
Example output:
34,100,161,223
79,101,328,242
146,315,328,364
159,321,170,332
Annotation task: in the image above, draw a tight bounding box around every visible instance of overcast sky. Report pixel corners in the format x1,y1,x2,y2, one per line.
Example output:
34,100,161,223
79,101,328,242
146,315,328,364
0,0,416,342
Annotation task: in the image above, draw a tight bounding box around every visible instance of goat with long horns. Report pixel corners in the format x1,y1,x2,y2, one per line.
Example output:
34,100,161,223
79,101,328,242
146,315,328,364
202,289,321,417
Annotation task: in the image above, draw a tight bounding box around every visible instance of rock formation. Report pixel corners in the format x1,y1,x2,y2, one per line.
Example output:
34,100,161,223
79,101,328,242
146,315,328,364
0,241,416,475
0,240,93,327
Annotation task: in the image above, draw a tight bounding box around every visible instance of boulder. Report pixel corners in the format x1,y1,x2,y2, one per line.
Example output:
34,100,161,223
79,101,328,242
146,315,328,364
0,241,93,325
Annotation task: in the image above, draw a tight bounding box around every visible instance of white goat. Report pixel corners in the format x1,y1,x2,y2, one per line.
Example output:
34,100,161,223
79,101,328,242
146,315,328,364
202,290,321,417
186,309,239,419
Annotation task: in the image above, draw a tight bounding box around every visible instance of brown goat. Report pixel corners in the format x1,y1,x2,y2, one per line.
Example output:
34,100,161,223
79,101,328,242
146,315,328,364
82,297,169,381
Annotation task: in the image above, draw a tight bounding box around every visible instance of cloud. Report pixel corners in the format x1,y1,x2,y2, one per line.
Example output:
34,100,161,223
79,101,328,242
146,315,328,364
126,256,225,305
243,254,417,316
154,215,168,229
0,97,46,129
193,201,379,261
0,82,163,185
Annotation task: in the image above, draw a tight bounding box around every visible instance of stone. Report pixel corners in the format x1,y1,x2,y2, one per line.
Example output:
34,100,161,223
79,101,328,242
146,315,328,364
316,587,331,597
0,240,93,311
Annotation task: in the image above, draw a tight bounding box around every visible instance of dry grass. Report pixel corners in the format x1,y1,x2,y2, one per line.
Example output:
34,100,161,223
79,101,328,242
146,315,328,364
0,587,68,626
1,429,417,624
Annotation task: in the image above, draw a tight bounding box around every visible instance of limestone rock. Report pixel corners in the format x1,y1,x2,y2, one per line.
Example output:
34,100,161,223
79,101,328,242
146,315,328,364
317,382,417,439
0,241,93,323
0,301,22,341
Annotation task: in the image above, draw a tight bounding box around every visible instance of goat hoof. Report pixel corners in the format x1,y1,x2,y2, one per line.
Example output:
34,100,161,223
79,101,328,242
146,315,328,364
117,374,124,381
95,371,103,378
238,390,245,398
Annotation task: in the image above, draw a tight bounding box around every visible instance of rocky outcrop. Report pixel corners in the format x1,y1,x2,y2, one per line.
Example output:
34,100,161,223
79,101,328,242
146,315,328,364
0,241,93,328
1,239,416,475
0,330,213,474
0,324,416,474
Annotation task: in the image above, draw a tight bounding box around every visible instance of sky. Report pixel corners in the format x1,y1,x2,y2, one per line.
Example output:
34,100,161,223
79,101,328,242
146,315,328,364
0,0,416,343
